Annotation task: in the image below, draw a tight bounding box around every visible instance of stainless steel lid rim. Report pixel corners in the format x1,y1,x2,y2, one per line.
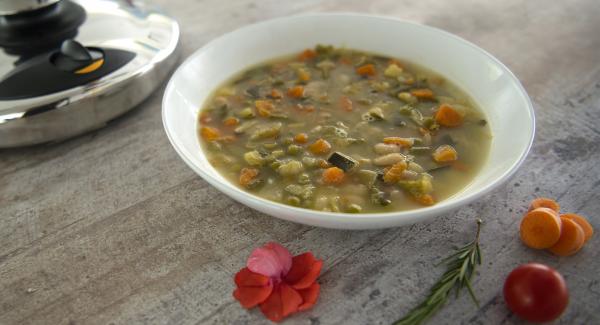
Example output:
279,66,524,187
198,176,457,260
0,0,181,148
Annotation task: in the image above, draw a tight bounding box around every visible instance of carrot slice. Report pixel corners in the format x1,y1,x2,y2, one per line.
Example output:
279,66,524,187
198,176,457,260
520,207,562,249
414,194,435,206
298,49,317,61
548,217,585,256
356,64,376,77
294,133,308,144
339,96,353,112
255,100,274,117
383,137,413,147
223,117,239,126
322,167,345,184
561,213,593,243
383,161,407,183
287,86,305,98
239,168,259,187
410,88,435,99
270,89,283,99
432,145,458,162
200,126,220,141
528,197,560,214
435,103,463,127
308,138,331,155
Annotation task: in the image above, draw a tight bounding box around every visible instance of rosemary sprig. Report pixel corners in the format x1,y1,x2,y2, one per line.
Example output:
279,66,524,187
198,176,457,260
393,219,483,325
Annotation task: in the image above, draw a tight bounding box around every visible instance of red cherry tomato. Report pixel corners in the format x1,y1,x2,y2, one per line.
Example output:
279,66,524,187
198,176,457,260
503,263,569,323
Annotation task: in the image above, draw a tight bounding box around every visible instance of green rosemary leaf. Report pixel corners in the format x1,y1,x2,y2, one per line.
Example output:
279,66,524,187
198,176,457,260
392,219,483,325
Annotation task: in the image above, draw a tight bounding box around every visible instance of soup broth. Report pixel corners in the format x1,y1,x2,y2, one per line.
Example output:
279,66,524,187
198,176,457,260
198,45,491,213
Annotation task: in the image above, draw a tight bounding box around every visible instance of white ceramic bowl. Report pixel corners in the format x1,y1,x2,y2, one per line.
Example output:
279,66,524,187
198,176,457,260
162,14,534,229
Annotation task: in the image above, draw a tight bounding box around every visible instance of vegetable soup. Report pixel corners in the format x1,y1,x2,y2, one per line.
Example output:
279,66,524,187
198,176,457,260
198,45,491,213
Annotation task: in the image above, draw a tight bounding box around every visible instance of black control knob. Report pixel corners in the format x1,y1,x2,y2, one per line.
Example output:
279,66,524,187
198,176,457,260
52,40,103,72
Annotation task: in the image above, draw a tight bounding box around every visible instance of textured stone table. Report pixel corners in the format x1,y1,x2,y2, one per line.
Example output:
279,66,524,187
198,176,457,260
1,0,599,324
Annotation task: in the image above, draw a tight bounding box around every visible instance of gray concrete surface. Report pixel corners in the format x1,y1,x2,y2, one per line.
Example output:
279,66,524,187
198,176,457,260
1,0,599,324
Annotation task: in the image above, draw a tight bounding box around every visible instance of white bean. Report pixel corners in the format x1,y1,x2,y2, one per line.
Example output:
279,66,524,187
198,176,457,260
374,143,401,155
374,153,407,166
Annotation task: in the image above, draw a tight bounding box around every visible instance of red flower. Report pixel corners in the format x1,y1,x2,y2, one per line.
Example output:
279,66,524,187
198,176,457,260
233,242,323,322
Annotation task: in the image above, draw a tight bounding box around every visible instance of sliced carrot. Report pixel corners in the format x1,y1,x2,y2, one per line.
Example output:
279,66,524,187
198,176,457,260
270,89,283,99
435,103,463,127
298,49,317,61
200,126,220,141
414,194,435,206
322,167,345,184
239,167,259,187
223,117,239,126
520,207,562,249
356,64,376,77
528,197,560,214
287,86,305,98
548,217,585,256
383,161,407,183
561,213,593,243
308,138,331,155
294,133,308,144
410,88,435,99
432,145,458,163
255,100,274,117
383,137,413,148
339,96,353,112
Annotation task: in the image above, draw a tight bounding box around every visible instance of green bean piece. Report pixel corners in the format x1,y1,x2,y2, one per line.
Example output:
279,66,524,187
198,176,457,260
287,144,304,155
286,196,301,206
237,107,255,119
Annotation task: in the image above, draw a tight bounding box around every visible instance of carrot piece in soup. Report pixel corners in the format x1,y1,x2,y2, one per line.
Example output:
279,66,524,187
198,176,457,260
308,138,332,155
415,194,435,206
287,86,305,98
410,88,435,99
433,145,458,163
383,161,407,183
435,104,464,127
322,167,345,184
270,89,283,99
298,49,317,61
548,217,585,256
339,96,353,112
528,197,560,214
200,126,220,141
294,133,308,144
223,117,239,126
383,137,413,148
561,213,593,243
239,168,259,187
520,207,562,249
356,64,376,77
255,100,274,117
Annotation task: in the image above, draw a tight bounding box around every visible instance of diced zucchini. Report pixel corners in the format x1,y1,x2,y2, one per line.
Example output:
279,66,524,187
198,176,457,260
327,152,358,172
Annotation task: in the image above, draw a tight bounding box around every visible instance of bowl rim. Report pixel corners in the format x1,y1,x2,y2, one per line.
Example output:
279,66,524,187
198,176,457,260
162,12,535,226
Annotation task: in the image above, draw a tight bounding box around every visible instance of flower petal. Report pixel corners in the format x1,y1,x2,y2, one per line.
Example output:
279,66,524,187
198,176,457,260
233,282,273,308
248,242,293,279
291,260,322,290
284,252,323,289
297,282,320,311
259,283,302,322
235,267,271,287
